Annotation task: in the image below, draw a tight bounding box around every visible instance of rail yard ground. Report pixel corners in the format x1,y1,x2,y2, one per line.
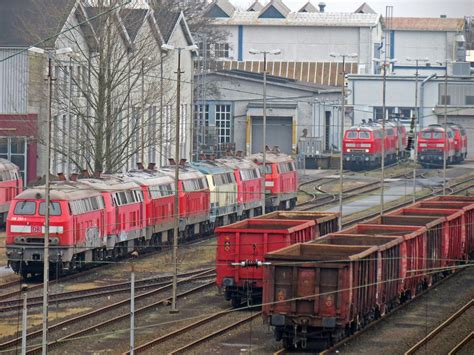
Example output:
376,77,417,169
1,163,474,354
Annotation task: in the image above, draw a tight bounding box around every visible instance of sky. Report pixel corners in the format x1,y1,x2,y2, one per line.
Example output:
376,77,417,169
231,0,474,18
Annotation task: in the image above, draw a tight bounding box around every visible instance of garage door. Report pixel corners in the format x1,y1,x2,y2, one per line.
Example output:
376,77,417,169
251,117,292,154
439,117,474,157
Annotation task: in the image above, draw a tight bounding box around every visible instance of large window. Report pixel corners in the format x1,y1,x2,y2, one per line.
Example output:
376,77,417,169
214,43,230,58
215,104,231,144
0,137,27,183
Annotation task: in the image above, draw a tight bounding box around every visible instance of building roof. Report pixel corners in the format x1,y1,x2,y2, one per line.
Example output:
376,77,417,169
205,0,236,18
354,2,376,14
247,1,263,12
119,8,148,42
206,69,340,93
299,2,319,13
154,8,180,42
212,11,380,27
390,17,464,31
259,0,291,18
0,0,77,47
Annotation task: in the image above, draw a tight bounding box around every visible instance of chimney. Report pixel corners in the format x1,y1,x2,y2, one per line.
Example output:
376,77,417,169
179,158,187,166
93,170,102,179
80,169,90,178
147,162,156,170
70,173,79,182
57,172,66,181
137,162,144,170
199,153,206,161
168,158,176,165
318,2,326,12
236,151,243,157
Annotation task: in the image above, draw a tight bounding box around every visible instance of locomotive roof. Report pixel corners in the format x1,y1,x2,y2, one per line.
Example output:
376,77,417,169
121,171,174,186
0,158,20,173
348,124,381,131
78,175,141,192
216,157,259,170
189,161,233,175
15,181,101,201
159,166,206,180
247,152,294,164
422,124,453,132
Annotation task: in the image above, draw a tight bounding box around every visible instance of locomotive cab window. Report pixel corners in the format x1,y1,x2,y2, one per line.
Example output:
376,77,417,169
422,132,432,139
359,131,370,139
39,202,62,216
433,132,443,139
347,131,357,139
14,201,36,215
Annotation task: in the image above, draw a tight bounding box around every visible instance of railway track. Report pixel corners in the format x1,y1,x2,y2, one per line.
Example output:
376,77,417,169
123,308,260,354
0,269,215,354
404,299,473,355
0,268,213,313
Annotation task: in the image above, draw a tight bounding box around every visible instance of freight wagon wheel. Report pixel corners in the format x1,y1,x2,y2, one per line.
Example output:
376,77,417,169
282,337,294,349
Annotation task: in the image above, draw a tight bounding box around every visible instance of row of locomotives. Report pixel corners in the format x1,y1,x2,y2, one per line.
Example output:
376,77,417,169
0,158,23,223
248,147,298,211
343,120,407,171
417,123,467,168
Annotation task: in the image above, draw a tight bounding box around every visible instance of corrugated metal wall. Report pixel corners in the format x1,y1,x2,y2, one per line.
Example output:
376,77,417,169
0,48,28,113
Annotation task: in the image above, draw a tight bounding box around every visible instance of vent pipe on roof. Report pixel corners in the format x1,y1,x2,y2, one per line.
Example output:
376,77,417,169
318,2,326,12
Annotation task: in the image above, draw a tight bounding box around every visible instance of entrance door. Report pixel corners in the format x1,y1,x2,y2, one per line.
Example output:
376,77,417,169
251,117,292,154
325,111,331,151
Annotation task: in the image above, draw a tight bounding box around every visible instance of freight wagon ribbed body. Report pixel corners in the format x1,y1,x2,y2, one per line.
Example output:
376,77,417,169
216,218,316,307
263,244,379,349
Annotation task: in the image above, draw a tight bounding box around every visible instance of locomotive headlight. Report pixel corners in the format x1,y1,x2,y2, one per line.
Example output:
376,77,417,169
50,237,60,245
365,149,369,153
346,149,351,152
455,140,458,144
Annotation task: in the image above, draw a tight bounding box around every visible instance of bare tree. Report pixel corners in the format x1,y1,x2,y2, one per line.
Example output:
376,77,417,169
17,0,176,173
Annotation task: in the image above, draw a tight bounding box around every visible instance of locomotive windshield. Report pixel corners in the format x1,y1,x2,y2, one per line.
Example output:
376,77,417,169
347,131,357,138
39,202,62,216
13,201,36,215
359,131,370,139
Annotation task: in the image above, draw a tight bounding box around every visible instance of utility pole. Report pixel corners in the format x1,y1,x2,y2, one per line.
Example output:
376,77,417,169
159,51,164,167
161,43,197,313
407,58,429,203
28,45,73,355
373,58,397,215
438,60,449,195
330,53,358,230
141,60,145,165
21,284,28,355
249,48,281,214
130,265,135,355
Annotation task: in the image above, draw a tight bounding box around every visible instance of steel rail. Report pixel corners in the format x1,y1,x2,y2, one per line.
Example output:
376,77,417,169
448,331,474,355
0,269,214,351
167,313,261,355
404,299,473,355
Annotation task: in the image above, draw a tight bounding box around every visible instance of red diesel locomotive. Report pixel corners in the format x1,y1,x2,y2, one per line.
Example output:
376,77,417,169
343,120,407,170
417,123,468,167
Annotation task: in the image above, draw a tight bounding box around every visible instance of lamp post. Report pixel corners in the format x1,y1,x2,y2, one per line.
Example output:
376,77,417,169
406,57,429,203
373,58,397,215
437,60,450,195
161,43,197,313
248,49,281,213
330,53,358,230
29,46,73,354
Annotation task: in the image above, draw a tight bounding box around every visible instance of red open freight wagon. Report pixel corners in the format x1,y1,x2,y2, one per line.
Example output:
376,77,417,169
263,243,379,349
312,234,404,311
388,207,465,267
215,218,316,307
252,211,340,237
425,196,474,257
327,223,427,299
